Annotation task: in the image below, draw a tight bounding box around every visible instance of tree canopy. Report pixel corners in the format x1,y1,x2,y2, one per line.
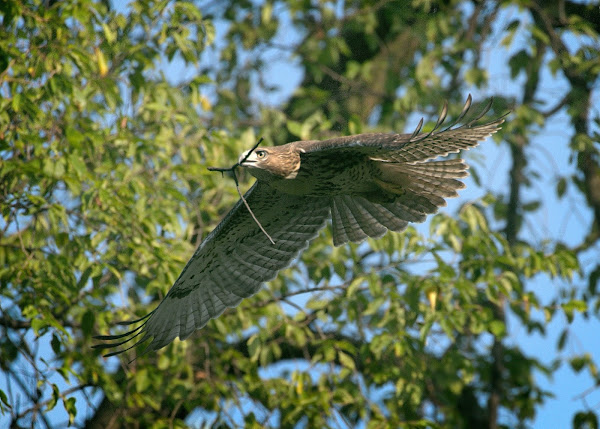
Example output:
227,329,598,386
1,0,599,427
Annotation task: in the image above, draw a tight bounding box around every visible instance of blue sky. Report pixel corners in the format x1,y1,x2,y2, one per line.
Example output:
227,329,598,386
2,1,599,427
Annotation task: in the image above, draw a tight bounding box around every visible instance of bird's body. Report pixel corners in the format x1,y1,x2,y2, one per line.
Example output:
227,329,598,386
255,146,376,197
94,97,505,357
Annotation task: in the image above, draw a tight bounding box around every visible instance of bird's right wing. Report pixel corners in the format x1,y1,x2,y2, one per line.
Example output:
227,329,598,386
94,182,330,356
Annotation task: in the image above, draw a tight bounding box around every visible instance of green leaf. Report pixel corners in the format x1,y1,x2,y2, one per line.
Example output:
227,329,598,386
11,93,21,112
364,298,384,316
531,24,550,44
101,22,116,44
338,351,356,371
569,354,592,373
51,334,61,354
247,334,261,361
81,310,95,337
508,49,530,78
556,177,567,198
135,368,150,392
346,277,363,297
0,389,11,410
63,397,77,426
47,384,60,412
261,3,272,24
31,318,47,335
306,298,329,311
286,120,303,138
573,411,599,429
562,300,587,323
489,320,506,337
69,152,87,177
464,67,487,87
522,201,541,212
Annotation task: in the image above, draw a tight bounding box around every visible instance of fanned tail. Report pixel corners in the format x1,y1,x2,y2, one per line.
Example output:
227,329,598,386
330,159,471,246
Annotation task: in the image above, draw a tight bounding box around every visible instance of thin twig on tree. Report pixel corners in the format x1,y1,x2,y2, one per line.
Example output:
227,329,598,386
207,138,275,245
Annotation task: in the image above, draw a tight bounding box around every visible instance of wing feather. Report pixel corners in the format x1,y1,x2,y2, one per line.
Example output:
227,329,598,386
330,198,350,246
335,197,368,243
296,96,504,163
342,196,387,239
328,155,475,246
94,182,330,356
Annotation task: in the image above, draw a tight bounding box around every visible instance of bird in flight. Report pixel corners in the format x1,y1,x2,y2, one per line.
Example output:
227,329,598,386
94,96,505,357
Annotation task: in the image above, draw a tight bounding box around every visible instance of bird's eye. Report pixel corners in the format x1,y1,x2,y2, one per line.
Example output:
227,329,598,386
256,150,267,159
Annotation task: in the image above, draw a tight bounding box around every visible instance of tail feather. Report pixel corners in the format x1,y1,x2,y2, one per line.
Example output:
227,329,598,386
329,157,471,246
377,160,468,197
403,175,464,198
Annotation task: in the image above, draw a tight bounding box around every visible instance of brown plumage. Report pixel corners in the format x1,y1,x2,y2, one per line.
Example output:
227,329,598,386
94,96,505,356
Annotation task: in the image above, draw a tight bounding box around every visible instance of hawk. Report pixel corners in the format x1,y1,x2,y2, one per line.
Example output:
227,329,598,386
94,96,504,356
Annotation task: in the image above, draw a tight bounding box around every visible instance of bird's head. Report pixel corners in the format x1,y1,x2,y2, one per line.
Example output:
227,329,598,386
238,146,300,180
238,148,270,168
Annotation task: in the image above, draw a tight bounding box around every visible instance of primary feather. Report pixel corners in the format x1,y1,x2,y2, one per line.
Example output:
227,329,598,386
94,96,505,356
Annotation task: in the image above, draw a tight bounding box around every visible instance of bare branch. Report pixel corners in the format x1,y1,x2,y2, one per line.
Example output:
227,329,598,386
0,316,31,330
542,93,569,118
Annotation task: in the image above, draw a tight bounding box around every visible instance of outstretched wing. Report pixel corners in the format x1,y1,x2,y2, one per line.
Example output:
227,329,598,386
296,95,505,162
94,182,330,356
295,96,505,246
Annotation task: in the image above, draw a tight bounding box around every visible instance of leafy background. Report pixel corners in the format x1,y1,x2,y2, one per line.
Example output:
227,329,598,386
0,0,599,427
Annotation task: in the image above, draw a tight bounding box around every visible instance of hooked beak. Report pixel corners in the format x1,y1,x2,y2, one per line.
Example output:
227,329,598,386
238,150,257,166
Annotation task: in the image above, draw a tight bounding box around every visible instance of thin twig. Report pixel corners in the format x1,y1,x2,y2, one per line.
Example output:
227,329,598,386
207,138,275,245
233,179,275,245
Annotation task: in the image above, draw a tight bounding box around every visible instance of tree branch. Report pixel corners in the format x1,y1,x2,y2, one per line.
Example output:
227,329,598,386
84,328,370,427
0,316,31,330
532,1,600,250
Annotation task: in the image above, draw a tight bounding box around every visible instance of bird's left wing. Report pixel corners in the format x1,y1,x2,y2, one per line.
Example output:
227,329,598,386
297,96,504,163
291,96,505,247
94,182,330,356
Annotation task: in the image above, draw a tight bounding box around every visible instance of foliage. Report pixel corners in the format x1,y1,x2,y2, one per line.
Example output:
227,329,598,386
0,0,599,427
